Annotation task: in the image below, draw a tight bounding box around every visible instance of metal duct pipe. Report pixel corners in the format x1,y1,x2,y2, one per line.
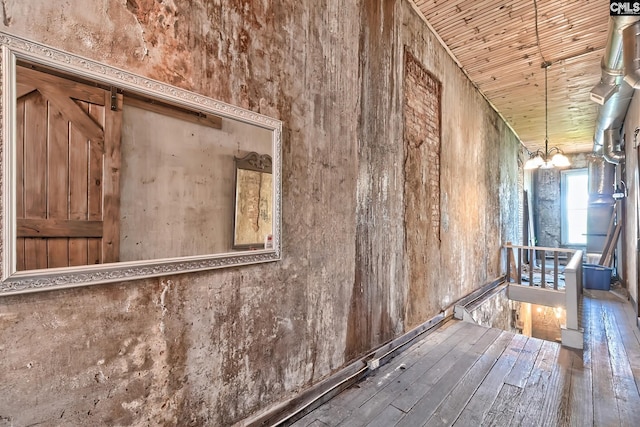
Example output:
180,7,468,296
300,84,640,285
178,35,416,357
606,17,639,71
587,154,616,255
591,17,639,165
592,80,634,152
603,128,625,164
586,16,636,257
591,17,640,104
588,154,615,199
624,20,640,88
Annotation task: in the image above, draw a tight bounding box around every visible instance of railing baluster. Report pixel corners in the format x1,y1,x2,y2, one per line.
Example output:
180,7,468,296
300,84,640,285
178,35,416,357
554,252,559,290
503,244,580,293
506,246,511,283
541,250,546,288
529,248,534,286
502,244,584,349
517,248,522,285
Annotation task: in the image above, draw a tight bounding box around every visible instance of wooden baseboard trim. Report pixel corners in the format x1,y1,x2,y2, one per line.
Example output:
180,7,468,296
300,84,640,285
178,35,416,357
455,275,506,312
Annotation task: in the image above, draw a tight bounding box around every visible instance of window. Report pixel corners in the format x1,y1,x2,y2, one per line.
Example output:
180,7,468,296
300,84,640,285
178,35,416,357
561,169,588,245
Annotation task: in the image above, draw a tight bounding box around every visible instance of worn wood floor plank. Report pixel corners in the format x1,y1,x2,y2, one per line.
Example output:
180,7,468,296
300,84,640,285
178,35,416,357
364,405,404,427
480,383,523,426
393,328,503,426
291,387,385,426
478,336,544,426
289,387,362,427
503,336,544,388
336,326,454,411
564,296,593,427
337,323,483,426
422,331,515,427
292,322,466,427
452,333,528,427
601,301,640,426
611,298,640,395
293,293,640,427
390,326,495,414
514,340,560,426
589,298,621,426
543,347,573,427
347,320,466,409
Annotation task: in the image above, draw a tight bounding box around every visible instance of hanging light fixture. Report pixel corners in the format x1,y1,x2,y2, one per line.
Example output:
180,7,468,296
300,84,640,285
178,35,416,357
524,63,571,170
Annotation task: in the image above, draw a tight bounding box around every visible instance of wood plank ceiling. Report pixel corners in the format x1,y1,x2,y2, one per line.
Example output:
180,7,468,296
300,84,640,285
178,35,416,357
410,0,611,154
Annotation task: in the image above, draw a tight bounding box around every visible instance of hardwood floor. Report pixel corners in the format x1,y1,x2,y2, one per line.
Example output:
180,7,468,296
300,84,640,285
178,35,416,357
291,291,640,427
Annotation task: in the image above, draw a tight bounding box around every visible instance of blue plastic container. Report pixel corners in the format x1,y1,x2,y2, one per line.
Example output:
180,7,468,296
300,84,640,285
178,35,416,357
583,264,612,291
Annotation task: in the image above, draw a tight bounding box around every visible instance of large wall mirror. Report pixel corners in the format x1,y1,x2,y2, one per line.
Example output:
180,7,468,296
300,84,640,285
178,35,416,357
0,32,282,295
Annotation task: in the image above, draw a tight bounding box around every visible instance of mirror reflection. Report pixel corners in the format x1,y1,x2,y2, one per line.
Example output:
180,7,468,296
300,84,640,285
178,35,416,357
120,99,272,261
232,152,273,250
13,62,273,270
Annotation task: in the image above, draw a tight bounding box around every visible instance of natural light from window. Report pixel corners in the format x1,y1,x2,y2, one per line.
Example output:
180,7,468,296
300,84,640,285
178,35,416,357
561,169,588,245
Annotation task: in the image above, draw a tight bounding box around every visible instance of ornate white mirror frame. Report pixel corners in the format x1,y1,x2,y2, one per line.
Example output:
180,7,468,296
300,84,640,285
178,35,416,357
0,32,282,295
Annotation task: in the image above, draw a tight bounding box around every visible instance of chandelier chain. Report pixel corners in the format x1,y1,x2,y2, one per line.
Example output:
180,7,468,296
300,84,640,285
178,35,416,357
522,0,570,169
545,64,548,159
533,0,548,66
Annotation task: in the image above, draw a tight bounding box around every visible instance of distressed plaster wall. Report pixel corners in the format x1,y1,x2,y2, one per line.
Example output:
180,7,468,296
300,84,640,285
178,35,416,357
534,153,589,248
623,92,640,308
398,1,521,327
0,1,519,425
469,286,521,334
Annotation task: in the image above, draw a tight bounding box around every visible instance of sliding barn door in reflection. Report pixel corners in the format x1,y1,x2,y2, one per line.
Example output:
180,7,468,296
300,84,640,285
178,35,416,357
15,66,122,270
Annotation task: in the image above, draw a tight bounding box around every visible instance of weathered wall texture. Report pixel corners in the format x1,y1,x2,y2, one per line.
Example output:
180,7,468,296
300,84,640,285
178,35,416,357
469,286,521,334
403,50,443,329
398,0,521,327
535,153,589,248
623,93,640,308
0,1,520,425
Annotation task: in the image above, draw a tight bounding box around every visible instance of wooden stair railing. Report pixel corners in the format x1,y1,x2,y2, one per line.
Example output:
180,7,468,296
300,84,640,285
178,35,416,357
504,243,584,349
